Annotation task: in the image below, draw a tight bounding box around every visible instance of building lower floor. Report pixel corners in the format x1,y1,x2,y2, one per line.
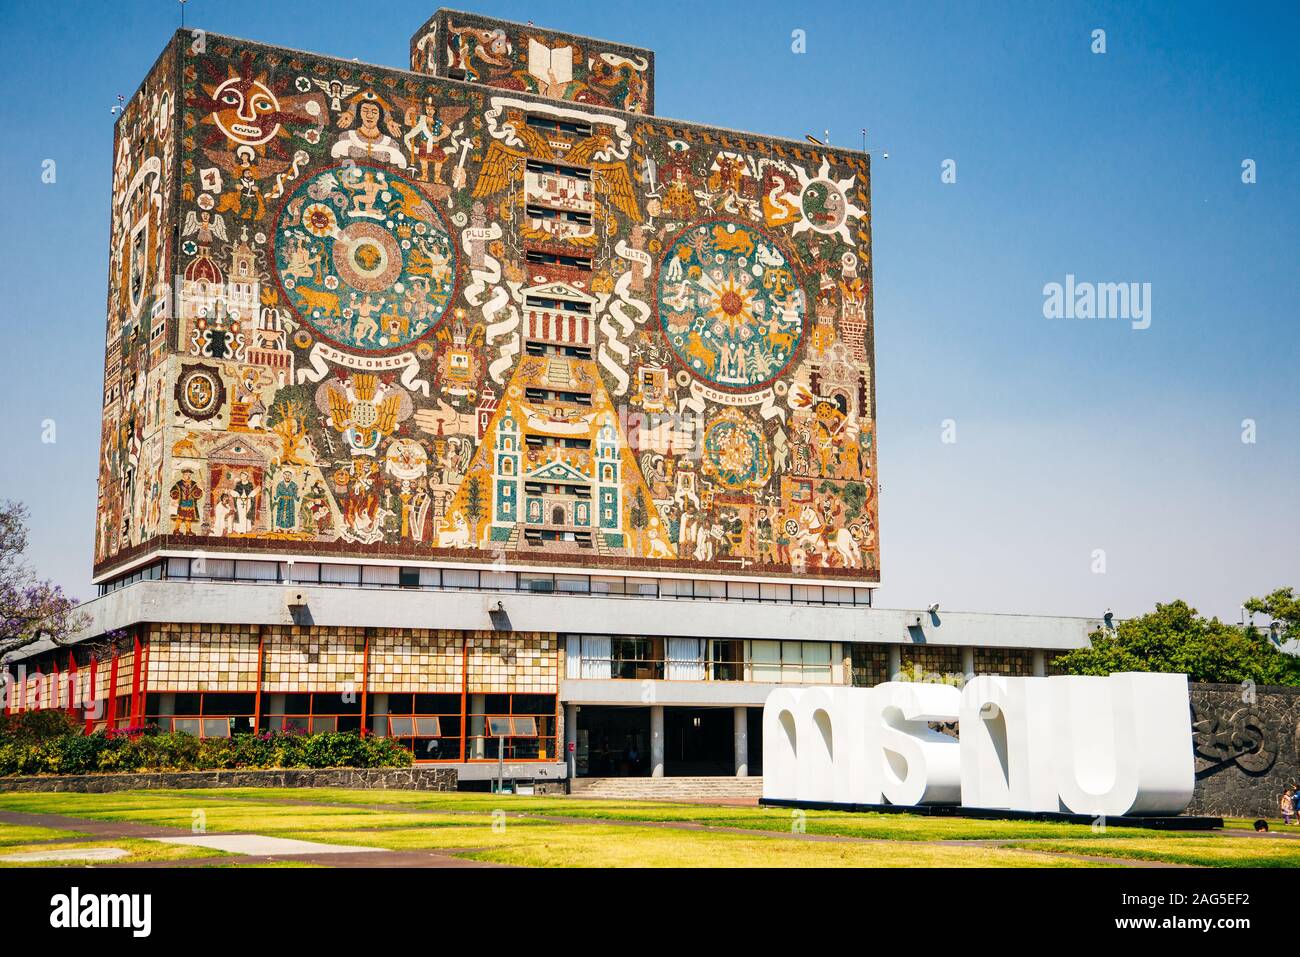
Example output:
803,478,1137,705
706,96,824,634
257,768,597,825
2,577,1100,782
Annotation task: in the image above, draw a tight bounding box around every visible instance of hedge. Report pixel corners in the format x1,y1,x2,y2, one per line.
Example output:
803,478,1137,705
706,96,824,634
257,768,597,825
0,729,413,776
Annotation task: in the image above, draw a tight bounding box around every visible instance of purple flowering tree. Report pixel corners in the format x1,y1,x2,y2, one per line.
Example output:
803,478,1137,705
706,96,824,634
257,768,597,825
0,501,88,659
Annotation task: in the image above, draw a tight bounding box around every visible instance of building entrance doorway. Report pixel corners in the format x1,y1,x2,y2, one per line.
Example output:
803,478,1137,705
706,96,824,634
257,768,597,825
575,705,649,777
664,707,733,776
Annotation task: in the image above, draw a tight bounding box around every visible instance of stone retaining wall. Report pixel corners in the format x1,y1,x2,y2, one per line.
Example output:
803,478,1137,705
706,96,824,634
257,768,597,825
1189,682,1300,819
0,766,456,794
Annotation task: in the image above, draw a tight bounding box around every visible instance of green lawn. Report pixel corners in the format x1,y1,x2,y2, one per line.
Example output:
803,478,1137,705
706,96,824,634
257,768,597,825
0,837,229,867
0,824,85,846
0,787,1289,867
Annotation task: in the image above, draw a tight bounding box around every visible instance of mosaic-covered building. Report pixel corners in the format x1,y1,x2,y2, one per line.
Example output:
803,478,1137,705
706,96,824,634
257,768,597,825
5,10,1094,786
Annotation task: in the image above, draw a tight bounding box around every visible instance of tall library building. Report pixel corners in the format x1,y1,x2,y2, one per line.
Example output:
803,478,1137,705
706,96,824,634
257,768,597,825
5,9,1093,790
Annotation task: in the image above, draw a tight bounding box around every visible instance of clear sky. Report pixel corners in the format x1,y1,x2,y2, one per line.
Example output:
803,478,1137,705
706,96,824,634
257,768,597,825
0,0,1295,622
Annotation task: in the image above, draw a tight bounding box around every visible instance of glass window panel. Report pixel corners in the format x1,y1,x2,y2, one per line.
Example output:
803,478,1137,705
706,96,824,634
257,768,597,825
480,570,516,590
202,693,255,716
310,716,338,734
751,640,782,683
362,565,399,585
414,693,459,713
442,568,478,589
799,642,833,683
166,557,191,579
824,586,852,605
320,563,360,584
202,718,232,738
760,583,791,602
414,716,441,736
695,580,726,599
290,562,320,583
236,560,278,581
555,575,589,593
282,716,310,733
792,584,822,603
590,577,624,594
192,558,234,580
658,578,691,597
389,716,415,737
172,718,201,736
487,716,513,736
511,716,538,736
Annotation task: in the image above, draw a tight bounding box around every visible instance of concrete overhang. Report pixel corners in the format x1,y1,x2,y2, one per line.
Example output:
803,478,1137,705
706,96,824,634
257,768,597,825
561,679,779,707
11,580,1099,660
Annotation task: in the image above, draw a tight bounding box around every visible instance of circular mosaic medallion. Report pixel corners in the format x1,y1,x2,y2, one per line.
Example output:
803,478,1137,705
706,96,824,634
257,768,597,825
657,220,805,392
701,409,771,490
273,164,457,354
174,363,226,421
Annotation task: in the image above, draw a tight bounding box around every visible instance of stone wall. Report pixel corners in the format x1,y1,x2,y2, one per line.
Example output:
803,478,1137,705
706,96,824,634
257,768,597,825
1188,682,1300,818
0,766,456,794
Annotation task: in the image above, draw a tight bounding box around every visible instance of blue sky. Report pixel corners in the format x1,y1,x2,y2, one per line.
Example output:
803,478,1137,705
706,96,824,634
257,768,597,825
0,0,1295,621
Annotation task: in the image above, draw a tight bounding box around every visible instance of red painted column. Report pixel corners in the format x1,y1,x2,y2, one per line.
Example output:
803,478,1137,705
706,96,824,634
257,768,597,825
66,653,78,716
107,651,120,729
85,657,98,733
129,634,143,728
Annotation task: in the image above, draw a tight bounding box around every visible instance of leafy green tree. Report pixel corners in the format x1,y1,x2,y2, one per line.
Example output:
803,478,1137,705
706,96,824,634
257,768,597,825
1054,599,1300,686
464,475,484,527
628,489,649,552
1245,587,1300,645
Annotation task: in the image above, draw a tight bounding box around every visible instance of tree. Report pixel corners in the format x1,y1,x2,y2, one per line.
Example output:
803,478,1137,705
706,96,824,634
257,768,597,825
0,501,88,659
1054,598,1300,686
463,476,484,527
628,488,649,553
1245,587,1300,645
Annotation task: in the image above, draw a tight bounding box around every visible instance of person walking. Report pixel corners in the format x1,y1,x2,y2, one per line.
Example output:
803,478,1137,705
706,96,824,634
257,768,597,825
1280,786,1295,825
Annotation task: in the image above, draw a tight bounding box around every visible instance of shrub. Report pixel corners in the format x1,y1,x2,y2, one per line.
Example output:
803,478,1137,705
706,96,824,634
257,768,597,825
0,710,84,745
0,729,412,776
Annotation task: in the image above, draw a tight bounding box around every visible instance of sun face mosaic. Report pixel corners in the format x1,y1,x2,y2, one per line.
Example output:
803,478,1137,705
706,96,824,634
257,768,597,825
94,19,878,582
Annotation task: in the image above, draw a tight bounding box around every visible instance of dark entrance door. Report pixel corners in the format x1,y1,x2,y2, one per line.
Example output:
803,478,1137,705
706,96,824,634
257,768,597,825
575,705,650,777
664,707,733,776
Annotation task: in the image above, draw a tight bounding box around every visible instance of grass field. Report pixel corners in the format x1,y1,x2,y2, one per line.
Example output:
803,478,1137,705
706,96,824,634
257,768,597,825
0,788,1294,868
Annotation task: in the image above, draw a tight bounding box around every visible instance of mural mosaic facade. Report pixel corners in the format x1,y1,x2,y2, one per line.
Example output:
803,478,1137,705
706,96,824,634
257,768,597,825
95,15,877,585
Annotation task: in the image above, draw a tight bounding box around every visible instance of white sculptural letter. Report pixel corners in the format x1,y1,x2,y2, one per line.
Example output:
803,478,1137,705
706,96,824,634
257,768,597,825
1052,672,1194,817
959,676,1057,812
871,682,961,806
763,672,1195,817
